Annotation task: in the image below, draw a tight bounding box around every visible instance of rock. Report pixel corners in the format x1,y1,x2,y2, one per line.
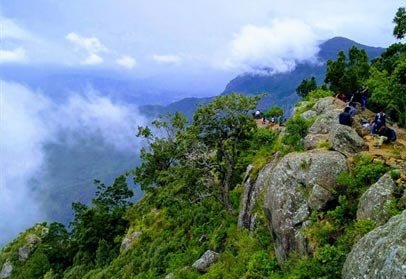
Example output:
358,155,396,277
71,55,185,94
357,173,397,225
328,124,368,156
0,260,12,279
312,97,340,114
263,150,348,262
238,154,281,230
18,233,41,261
342,210,406,279
192,250,218,272
165,273,174,279
304,134,329,150
301,110,317,120
120,231,142,252
308,114,338,134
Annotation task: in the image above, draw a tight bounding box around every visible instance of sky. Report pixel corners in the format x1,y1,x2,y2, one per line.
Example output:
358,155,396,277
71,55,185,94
0,0,404,77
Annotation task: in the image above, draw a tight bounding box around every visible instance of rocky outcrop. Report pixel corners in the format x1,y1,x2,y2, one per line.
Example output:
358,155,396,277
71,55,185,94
342,210,406,279
263,150,348,262
304,134,329,150
18,234,41,261
328,124,368,156
357,173,397,225
192,250,218,272
238,153,281,230
120,231,142,252
0,260,12,279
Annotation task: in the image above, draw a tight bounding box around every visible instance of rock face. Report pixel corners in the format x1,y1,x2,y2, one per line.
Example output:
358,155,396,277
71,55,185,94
120,231,142,252
192,250,218,272
342,210,406,279
357,173,397,225
0,260,12,279
263,150,348,262
18,233,41,261
328,124,368,156
238,153,281,230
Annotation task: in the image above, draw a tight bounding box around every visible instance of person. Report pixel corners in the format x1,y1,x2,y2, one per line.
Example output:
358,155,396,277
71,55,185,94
255,110,261,119
374,110,386,133
360,86,368,111
378,126,397,142
339,107,352,126
348,102,357,117
262,116,266,125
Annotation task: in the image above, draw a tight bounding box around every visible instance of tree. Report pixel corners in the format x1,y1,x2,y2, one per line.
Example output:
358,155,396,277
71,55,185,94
296,76,317,97
191,93,259,210
325,47,370,95
264,106,284,119
393,7,406,39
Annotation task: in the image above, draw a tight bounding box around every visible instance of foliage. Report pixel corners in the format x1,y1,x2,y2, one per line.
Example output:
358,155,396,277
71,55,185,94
282,116,310,152
393,7,406,39
264,106,284,118
303,88,334,102
296,76,317,98
325,47,370,95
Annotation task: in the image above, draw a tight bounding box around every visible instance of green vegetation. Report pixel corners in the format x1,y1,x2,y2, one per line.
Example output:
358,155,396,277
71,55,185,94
296,76,317,98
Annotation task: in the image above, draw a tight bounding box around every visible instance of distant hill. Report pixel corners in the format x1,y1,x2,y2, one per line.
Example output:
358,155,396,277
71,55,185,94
143,37,385,118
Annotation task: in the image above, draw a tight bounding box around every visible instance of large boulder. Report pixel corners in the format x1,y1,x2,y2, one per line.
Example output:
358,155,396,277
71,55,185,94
328,124,368,156
0,260,12,279
304,134,329,150
192,250,218,272
263,150,348,262
357,173,397,225
238,153,281,230
342,210,406,279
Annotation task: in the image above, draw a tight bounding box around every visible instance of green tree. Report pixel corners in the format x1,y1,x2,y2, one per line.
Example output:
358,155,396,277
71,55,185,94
325,47,370,95
69,175,133,266
264,106,284,118
191,93,259,210
296,76,317,97
393,7,406,39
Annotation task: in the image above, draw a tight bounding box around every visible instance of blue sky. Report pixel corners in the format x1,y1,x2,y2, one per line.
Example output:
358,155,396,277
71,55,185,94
1,0,404,77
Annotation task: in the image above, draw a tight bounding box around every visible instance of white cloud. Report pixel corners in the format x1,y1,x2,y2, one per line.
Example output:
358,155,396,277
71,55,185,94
0,80,147,244
0,16,32,40
152,54,182,65
219,19,320,74
66,32,108,65
66,32,108,53
0,47,27,63
116,55,137,69
83,53,103,65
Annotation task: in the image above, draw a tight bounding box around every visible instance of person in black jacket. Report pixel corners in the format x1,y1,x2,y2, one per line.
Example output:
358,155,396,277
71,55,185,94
339,107,352,126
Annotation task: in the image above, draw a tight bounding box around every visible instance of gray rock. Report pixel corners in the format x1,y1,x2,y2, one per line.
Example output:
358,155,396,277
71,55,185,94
120,231,142,252
165,273,174,279
329,124,368,156
0,260,12,279
18,234,41,261
357,173,397,226
308,114,337,134
263,150,348,262
312,97,340,114
301,110,317,120
238,153,281,230
342,210,406,279
304,134,329,150
192,250,218,272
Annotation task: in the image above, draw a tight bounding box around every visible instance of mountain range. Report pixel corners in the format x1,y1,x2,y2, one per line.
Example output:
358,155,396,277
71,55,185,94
141,37,385,118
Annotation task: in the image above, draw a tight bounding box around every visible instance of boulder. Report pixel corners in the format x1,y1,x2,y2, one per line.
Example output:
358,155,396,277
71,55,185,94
312,97,341,114
328,124,368,156
300,110,317,120
342,210,406,279
238,153,281,230
192,250,218,272
308,114,337,134
304,134,329,150
357,173,397,225
0,260,12,279
120,231,142,252
18,233,41,261
263,150,348,262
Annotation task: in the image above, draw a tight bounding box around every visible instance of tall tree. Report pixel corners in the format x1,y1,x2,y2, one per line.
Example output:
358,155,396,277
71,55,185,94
393,7,406,39
296,76,317,98
325,47,370,95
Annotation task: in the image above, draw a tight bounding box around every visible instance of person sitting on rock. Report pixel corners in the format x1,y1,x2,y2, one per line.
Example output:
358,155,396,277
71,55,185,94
378,126,397,142
339,107,352,126
347,102,357,117
374,110,386,133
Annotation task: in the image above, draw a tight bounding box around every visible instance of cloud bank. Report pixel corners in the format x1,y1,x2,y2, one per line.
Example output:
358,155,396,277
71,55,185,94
220,19,320,74
0,80,146,245
116,55,137,69
152,54,182,65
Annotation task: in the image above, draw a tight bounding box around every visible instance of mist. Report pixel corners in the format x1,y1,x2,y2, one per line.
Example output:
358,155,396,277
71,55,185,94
0,80,146,245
